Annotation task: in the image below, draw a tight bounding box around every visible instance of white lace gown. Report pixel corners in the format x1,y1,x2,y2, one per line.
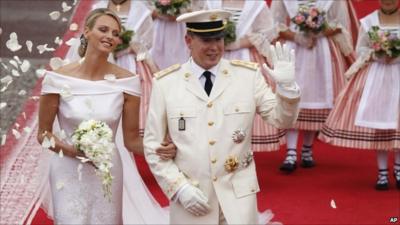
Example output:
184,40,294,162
41,71,143,224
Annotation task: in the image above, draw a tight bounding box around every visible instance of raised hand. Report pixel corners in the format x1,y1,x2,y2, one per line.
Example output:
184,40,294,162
263,42,295,86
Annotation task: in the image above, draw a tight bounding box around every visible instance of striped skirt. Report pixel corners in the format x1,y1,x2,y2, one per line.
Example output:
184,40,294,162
318,66,400,150
250,47,286,152
136,61,153,137
294,39,347,131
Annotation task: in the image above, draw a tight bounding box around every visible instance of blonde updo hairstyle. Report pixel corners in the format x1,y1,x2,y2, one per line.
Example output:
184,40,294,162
78,8,122,57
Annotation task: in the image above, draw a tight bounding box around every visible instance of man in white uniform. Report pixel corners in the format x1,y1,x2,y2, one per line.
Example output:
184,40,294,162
144,9,300,224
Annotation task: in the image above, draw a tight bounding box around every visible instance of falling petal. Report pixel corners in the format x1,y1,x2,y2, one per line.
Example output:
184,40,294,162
18,90,27,96
13,56,22,64
62,2,72,12
30,96,40,101
56,181,64,190
330,199,337,209
11,69,20,77
26,40,33,52
6,32,22,52
54,36,62,45
49,11,61,20
23,127,32,134
12,129,21,139
37,44,55,54
72,0,77,5
1,62,9,70
49,57,64,70
0,102,6,110
0,75,12,84
0,27,2,35
62,17,68,22
35,68,46,78
22,112,26,120
76,156,90,163
1,80,13,92
9,59,19,69
1,134,6,146
69,23,78,31
59,149,64,158
20,60,30,72
15,123,20,129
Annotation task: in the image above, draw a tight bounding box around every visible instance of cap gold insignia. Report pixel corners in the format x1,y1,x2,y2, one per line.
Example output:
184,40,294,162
209,14,218,21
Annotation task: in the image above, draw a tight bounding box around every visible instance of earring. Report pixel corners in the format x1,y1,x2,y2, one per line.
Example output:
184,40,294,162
80,34,88,50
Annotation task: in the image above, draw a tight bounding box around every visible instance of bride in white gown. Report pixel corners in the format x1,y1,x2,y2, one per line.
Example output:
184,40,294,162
37,8,174,224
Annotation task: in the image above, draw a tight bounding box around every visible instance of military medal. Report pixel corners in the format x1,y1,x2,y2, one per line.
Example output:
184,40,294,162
178,117,185,131
232,129,246,143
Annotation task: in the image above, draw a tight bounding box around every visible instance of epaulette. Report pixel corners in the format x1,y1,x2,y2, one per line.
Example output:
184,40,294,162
154,64,181,80
230,60,259,71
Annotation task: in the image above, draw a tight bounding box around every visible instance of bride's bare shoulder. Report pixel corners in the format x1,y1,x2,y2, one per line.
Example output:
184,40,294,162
53,62,80,77
109,63,136,79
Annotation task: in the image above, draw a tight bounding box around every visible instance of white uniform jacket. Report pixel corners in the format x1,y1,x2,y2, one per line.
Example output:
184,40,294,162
144,59,300,224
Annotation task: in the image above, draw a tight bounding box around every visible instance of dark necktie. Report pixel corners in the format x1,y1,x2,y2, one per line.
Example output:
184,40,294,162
203,71,213,96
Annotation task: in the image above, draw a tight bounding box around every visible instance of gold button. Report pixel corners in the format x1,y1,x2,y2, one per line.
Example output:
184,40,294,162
222,69,228,75
207,102,213,108
251,189,255,192
180,112,184,116
211,158,217,163
235,108,239,112
213,176,218,181
184,73,190,78
209,140,216,145
208,121,214,126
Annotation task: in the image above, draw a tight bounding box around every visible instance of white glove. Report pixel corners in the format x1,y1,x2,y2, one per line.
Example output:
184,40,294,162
263,42,295,86
294,33,316,49
178,184,211,216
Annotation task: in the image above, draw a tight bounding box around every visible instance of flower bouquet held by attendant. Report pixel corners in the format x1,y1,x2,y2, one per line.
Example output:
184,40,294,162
72,119,115,200
291,3,328,34
368,26,400,58
114,26,134,54
153,0,191,17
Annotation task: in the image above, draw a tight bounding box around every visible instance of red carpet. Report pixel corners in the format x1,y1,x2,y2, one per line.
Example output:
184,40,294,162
12,0,400,225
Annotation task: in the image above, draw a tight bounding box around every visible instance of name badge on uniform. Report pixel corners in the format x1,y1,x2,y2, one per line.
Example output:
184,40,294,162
179,117,185,131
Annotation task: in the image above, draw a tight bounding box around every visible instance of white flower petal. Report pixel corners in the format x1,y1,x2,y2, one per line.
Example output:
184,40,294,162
23,127,32,134
0,75,12,84
104,74,116,82
37,44,55,54
1,80,13,92
12,129,21,139
65,37,79,46
18,90,26,96
30,96,40,101
22,112,26,120
13,56,22,64
62,2,72,12
15,123,20,129
0,102,6,110
56,181,64,190
35,68,46,78
54,36,62,45
20,60,30,73
73,0,78,5
26,40,33,52
9,59,19,69
11,69,20,77
69,23,78,31
49,11,61,20
62,17,68,22
49,57,64,70
59,149,64,158
1,134,6,146
6,32,22,52
330,199,337,209
1,62,9,70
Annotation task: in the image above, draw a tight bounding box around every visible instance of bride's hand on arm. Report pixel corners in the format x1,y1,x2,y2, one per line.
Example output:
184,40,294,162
37,94,84,158
156,141,177,160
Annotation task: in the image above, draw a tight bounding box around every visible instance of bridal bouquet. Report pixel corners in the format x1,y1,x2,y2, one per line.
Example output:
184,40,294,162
72,119,115,200
153,0,191,17
291,4,328,34
114,26,134,53
368,26,400,58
